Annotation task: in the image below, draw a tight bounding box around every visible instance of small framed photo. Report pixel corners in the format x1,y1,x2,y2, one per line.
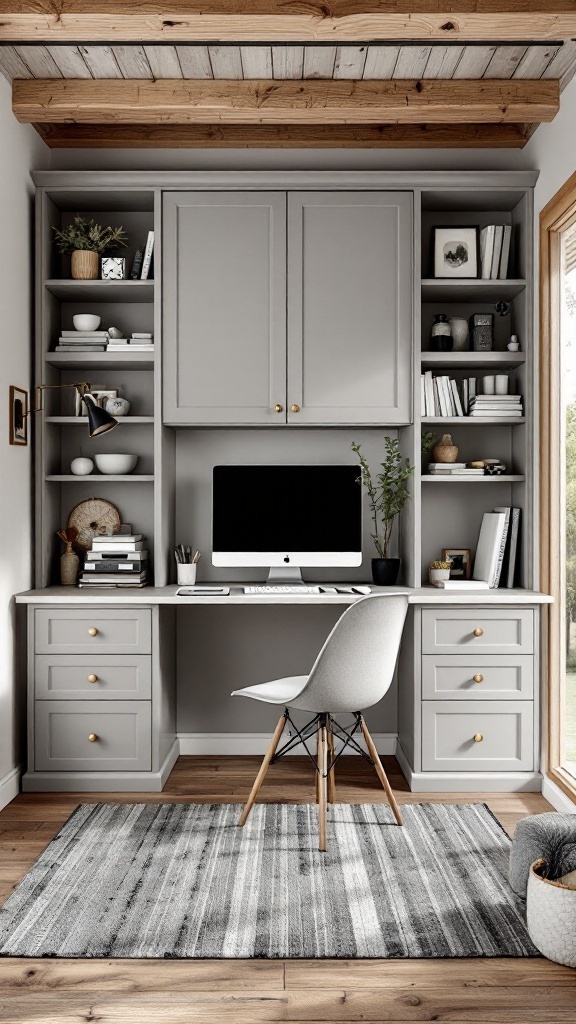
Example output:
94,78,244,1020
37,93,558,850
442,548,472,580
433,226,479,279
9,386,28,446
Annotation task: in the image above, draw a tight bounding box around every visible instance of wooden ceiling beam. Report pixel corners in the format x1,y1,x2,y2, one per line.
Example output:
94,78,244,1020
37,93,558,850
1,2,576,43
33,122,533,148
13,78,559,125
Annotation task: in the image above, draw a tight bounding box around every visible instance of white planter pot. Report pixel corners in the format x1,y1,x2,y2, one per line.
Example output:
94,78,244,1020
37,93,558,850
429,568,451,585
527,859,576,967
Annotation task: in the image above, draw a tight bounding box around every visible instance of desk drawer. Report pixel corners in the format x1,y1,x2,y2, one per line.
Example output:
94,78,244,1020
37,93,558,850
35,700,151,771
421,608,533,655
35,608,151,655
35,655,152,700
421,655,534,700
422,701,533,772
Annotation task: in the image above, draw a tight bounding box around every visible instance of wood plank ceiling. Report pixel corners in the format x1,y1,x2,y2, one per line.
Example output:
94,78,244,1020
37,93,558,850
1,3,576,147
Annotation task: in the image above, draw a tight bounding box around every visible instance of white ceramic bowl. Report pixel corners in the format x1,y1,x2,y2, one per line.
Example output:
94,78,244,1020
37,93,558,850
73,314,101,332
94,453,138,475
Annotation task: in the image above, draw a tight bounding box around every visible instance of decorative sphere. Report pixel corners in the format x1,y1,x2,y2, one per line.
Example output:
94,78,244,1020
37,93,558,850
70,457,94,476
105,397,130,416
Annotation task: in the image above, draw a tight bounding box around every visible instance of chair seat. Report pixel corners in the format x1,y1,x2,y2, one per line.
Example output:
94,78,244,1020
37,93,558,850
232,676,309,706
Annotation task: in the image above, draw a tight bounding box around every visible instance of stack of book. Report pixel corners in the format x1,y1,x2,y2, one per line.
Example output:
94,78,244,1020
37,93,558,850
107,332,154,353
421,372,464,417
468,394,523,418
428,463,485,477
55,330,108,353
433,506,522,590
480,225,512,280
78,534,149,588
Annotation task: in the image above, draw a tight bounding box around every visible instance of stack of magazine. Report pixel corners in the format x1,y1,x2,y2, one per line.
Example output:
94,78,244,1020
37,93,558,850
55,330,108,353
78,534,149,588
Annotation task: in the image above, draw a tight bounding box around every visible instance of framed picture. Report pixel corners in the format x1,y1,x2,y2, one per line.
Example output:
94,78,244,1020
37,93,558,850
9,386,28,446
442,548,472,580
433,226,479,279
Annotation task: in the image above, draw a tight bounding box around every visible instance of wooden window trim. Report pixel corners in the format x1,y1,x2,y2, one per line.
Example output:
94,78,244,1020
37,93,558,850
540,169,576,803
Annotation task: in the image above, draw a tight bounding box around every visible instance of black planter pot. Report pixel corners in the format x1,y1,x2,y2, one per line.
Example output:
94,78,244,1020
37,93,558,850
371,558,401,586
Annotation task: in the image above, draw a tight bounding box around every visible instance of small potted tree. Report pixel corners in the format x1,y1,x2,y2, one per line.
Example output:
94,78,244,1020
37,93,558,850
53,215,128,280
352,438,414,586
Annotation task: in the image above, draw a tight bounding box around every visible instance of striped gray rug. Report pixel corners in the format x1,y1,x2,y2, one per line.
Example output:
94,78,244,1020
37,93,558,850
0,802,537,959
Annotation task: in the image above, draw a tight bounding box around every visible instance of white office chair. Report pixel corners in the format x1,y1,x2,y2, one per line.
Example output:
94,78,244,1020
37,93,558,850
232,593,409,851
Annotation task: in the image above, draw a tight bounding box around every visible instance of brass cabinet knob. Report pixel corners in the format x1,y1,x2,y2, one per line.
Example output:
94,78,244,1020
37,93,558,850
88,627,98,637
473,733,484,743
87,674,98,684
290,404,300,413
274,404,283,413
473,627,484,637
88,733,98,742
473,674,484,683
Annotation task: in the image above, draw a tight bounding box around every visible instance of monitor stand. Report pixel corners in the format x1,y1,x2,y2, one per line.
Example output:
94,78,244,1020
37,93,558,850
265,566,306,586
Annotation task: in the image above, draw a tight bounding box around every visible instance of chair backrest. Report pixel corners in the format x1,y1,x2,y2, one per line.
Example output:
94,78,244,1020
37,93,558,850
294,593,409,714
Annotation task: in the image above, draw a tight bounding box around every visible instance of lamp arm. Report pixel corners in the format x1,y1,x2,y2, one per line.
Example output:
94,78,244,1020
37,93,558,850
31,382,91,414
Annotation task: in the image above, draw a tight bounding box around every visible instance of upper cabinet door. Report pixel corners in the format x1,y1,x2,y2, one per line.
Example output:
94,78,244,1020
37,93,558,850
163,192,287,425
287,192,412,425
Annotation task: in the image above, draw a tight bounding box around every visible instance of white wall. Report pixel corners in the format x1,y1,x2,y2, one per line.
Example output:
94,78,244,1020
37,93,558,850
0,77,48,809
522,73,576,211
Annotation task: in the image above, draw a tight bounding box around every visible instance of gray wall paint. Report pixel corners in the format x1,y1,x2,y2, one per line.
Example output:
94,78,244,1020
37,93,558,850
0,77,49,798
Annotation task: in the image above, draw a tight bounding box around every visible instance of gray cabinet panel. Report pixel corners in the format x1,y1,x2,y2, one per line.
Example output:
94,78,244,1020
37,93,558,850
163,192,287,425
421,608,534,655
421,655,534,700
422,700,534,772
35,700,151,772
287,192,412,424
35,655,152,700
35,608,152,654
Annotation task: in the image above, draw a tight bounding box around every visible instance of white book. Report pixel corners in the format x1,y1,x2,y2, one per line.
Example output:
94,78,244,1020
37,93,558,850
437,377,449,417
424,371,435,416
428,463,466,469
473,394,522,402
433,377,442,417
433,580,491,590
442,377,456,416
490,225,504,279
87,550,149,560
61,330,109,337
480,225,495,279
450,378,464,417
469,410,523,417
421,375,426,416
140,231,154,280
498,225,512,279
468,377,477,402
106,345,154,351
473,512,507,587
132,332,153,339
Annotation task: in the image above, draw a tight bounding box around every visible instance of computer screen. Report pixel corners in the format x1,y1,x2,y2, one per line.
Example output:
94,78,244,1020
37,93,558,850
212,465,362,568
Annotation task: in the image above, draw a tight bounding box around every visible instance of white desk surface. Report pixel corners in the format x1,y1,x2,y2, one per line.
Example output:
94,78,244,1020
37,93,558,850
15,586,553,605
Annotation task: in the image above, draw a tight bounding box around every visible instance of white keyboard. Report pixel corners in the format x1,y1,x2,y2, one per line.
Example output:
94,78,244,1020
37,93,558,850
243,585,321,595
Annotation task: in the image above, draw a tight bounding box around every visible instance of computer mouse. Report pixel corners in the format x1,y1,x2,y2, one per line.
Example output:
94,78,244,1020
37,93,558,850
352,586,372,595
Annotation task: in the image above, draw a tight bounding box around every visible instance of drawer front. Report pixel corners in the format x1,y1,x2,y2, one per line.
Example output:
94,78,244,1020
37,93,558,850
422,701,534,772
421,655,534,700
421,608,534,655
35,608,152,654
35,701,151,771
35,655,152,700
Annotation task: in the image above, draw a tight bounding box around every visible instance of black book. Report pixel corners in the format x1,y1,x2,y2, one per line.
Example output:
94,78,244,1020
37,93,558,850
130,248,143,279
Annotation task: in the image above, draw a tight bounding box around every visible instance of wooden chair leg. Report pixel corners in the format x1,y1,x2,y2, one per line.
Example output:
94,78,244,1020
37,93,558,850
360,717,404,826
315,721,320,804
238,713,287,827
317,723,328,852
327,716,336,804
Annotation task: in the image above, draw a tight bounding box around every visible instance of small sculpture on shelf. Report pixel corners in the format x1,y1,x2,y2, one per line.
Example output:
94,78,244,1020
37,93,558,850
57,526,79,586
432,433,459,464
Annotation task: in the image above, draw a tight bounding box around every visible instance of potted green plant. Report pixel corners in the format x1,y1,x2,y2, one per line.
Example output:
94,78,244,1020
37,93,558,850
428,559,452,586
53,215,128,280
352,438,414,586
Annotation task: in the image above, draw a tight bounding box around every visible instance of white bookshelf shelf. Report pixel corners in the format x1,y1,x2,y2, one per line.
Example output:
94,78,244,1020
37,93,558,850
45,416,154,425
421,474,525,483
44,279,154,303
46,475,155,483
422,417,525,425
45,352,154,370
421,279,526,302
420,352,525,370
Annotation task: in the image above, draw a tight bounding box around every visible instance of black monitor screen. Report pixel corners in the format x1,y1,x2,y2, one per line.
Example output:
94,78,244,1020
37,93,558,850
212,465,362,553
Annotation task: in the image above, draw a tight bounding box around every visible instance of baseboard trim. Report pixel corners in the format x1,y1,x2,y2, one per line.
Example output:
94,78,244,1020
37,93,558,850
404,770,543,793
22,740,180,793
177,732,398,756
0,764,20,812
395,740,413,788
542,776,576,812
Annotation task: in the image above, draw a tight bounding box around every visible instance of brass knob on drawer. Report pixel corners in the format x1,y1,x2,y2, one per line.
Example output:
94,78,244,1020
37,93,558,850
473,733,484,743
88,627,98,637
290,404,300,413
87,674,98,684
473,628,484,637
473,674,484,683
274,404,283,413
88,733,98,743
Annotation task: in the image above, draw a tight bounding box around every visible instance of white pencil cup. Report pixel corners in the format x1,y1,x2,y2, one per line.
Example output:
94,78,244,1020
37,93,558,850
177,563,197,586
482,376,495,395
495,374,508,394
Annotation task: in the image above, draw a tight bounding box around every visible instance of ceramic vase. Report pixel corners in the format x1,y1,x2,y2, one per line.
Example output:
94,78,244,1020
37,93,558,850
429,567,451,585
71,250,99,280
527,859,576,968
60,544,79,586
448,317,469,351
432,433,459,464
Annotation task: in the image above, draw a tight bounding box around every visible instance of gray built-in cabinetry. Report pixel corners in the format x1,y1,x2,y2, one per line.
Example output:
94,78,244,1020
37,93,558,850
26,170,546,794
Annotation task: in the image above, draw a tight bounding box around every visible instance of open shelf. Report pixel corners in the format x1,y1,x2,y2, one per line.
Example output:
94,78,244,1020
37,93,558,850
45,352,155,370
421,474,525,483
422,417,525,425
420,352,525,370
46,475,155,483
421,279,526,303
45,279,154,303
45,416,154,425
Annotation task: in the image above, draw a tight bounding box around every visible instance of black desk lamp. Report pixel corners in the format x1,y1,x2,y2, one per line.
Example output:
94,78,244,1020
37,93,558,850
32,383,118,436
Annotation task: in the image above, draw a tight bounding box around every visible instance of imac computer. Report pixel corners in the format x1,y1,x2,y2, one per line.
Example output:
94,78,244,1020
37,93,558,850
212,465,362,588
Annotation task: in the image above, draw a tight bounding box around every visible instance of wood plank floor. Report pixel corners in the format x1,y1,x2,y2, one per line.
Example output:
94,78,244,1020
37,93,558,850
0,755,574,1024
